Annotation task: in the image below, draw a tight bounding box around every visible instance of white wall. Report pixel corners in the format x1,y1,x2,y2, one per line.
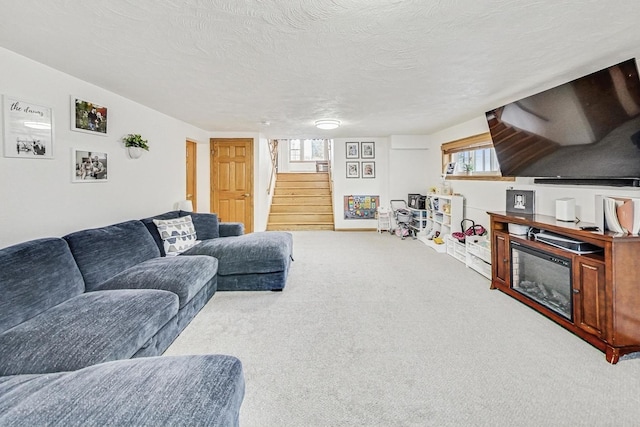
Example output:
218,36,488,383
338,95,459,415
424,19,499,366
256,135,273,231
428,116,640,231
0,48,210,248
196,142,211,211
332,137,389,229
388,135,431,202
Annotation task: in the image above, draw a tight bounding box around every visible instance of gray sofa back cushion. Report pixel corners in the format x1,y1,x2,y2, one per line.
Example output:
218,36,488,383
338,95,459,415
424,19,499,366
0,238,85,334
64,220,160,290
141,211,181,256
180,211,220,240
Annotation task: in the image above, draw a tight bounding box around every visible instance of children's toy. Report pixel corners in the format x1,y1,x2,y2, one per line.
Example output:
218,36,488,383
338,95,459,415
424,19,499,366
390,200,414,240
451,219,487,243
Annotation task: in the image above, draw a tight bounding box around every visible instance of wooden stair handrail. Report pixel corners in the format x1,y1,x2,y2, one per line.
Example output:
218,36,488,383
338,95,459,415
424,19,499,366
267,139,278,195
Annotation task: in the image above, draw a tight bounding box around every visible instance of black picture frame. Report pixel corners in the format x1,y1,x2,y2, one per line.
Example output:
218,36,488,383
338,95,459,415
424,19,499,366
506,189,535,215
361,141,375,159
346,161,360,178
346,142,359,159
362,161,375,178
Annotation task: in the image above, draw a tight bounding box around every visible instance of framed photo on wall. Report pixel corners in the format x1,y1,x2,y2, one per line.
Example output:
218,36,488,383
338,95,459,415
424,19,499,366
362,161,375,178
346,142,359,159
444,161,456,175
346,161,360,178
72,149,108,182
361,141,375,159
71,96,109,135
3,95,54,159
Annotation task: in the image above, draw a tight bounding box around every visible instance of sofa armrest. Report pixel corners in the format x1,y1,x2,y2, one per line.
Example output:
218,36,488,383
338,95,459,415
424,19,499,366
219,222,244,237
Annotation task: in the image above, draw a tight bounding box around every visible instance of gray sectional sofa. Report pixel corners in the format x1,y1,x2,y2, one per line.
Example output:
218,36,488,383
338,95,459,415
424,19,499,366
0,211,293,426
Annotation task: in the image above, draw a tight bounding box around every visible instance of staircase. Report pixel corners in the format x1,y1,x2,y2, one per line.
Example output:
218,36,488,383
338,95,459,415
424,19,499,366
267,173,334,231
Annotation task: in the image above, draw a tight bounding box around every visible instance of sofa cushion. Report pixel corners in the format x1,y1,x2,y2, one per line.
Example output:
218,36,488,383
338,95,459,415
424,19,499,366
0,355,244,427
94,255,218,308
153,215,199,255
0,238,85,334
0,289,178,375
141,211,181,256
183,231,293,276
180,211,220,239
64,220,161,290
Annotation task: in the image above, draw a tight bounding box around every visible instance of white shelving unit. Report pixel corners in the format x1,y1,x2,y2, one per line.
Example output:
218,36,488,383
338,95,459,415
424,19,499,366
408,208,429,236
446,235,466,262
465,236,491,279
416,194,463,253
377,207,391,233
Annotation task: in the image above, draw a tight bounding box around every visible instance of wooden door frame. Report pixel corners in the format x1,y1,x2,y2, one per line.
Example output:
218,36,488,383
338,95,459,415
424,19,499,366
210,138,254,233
186,139,197,211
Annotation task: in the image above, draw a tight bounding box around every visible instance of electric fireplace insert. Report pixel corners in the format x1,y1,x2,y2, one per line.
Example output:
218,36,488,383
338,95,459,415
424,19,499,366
510,240,572,320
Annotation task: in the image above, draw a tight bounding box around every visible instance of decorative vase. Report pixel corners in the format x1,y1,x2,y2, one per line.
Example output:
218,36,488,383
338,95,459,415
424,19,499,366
127,146,143,159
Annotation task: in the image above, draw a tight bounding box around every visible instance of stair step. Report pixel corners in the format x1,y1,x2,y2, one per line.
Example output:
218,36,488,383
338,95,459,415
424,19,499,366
267,223,334,231
272,195,332,205
270,204,333,213
269,213,334,222
277,173,329,182
274,188,331,196
276,181,330,189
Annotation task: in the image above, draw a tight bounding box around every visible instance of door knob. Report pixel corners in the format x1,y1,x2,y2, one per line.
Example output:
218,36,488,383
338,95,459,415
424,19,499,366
242,193,250,197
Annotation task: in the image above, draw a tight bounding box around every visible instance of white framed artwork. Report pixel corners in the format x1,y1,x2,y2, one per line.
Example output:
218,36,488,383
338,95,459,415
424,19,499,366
3,95,54,159
72,149,108,182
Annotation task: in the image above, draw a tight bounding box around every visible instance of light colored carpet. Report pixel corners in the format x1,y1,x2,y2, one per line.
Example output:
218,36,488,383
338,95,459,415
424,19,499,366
165,231,640,426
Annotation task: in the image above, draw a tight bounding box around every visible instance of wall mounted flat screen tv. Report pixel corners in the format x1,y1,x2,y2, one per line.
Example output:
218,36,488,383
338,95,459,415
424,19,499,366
486,58,640,185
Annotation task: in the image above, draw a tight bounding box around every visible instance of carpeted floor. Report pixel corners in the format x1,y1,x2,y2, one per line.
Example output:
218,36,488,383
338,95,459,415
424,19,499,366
165,231,640,426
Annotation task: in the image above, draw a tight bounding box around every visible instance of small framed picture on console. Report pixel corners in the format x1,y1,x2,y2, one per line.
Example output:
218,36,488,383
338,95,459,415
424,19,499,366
506,189,535,215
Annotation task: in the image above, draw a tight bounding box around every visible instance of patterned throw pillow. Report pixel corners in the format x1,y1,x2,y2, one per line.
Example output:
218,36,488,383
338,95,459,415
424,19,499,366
152,215,199,255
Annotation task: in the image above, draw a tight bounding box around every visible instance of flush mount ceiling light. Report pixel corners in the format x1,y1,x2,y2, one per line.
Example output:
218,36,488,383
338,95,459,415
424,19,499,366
315,119,340,130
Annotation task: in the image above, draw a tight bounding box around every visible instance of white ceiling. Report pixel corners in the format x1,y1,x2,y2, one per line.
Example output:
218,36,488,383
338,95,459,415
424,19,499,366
2,1,640,138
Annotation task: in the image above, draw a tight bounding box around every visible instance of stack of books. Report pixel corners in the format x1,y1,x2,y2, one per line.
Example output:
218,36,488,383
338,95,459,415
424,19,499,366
595,195,640,234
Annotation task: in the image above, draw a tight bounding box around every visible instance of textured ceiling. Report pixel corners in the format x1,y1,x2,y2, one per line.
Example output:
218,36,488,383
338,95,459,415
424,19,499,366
2,0,640,138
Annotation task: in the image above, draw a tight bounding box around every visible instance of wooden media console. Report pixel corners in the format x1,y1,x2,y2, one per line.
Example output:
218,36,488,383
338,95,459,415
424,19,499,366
488,211,640,364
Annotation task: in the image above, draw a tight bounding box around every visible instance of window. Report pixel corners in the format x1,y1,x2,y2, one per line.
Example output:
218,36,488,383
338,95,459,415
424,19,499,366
441,132,512,180
288,139,329,162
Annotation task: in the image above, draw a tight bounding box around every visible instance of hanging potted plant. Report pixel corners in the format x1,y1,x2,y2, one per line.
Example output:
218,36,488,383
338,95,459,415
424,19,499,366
122,134,149,159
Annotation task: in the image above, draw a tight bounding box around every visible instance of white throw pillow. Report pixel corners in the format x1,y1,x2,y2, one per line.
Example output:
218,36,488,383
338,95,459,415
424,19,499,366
153,215,199,255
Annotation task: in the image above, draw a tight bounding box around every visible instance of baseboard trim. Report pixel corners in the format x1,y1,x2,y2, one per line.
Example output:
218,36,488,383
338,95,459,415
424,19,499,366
334,228,377,232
